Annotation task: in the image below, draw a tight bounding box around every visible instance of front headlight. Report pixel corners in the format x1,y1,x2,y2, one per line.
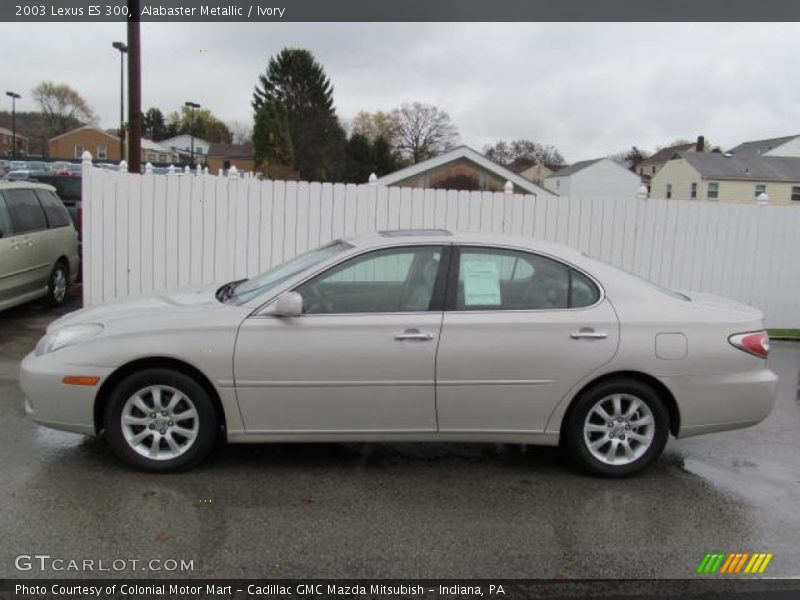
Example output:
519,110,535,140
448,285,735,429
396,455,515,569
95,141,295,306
34,324,104,356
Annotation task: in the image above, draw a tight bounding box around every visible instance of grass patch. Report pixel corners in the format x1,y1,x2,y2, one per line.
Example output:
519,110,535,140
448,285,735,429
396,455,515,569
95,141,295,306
768,329,800,338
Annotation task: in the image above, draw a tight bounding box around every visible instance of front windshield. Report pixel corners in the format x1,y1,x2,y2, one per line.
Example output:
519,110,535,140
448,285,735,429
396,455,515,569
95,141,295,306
227,240,353,304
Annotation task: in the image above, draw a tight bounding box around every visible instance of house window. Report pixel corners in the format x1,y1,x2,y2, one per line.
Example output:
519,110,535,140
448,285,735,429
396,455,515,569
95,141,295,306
791,186,800,202
96,144,107,160
74,145,84,159
652,166,657,175
666,184,672,199
690,182,697,199
755,184,767,198
707,182,719,199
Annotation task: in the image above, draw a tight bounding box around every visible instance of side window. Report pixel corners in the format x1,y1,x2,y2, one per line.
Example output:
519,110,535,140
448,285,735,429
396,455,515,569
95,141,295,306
35,190,71,228
4,189,48,234
0,194,14,237
570,269,601,308
457,248,570,310
295,246,443,314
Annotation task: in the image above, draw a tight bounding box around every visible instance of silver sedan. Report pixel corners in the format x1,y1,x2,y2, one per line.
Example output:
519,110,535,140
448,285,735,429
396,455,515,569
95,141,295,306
20,230,777,476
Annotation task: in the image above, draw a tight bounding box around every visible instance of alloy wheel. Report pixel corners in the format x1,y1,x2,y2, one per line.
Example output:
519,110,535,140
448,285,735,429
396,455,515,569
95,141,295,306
121,385,199,460
583,393,655,465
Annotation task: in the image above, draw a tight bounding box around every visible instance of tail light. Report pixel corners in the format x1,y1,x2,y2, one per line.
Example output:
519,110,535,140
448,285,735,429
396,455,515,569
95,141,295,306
729,330,770,358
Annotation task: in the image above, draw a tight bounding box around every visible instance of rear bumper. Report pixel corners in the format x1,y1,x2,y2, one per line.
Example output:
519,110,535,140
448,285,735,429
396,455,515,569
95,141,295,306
20,350,111,436
659,367,778,438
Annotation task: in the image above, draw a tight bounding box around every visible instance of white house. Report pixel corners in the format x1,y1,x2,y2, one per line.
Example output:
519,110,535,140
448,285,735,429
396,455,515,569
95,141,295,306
545,158,642,198
160,134,211,164
140,138,179,164
729,134,800,158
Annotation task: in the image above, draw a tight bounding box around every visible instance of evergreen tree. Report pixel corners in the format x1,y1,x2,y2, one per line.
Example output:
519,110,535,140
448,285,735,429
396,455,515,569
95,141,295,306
252,48,345,181
253,100,294,170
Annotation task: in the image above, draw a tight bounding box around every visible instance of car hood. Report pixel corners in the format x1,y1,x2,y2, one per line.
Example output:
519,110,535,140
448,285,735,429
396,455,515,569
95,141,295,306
48,287,229,332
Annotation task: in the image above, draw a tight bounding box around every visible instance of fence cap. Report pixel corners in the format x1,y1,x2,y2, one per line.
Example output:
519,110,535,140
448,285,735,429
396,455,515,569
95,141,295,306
368,173,377,184
504,180,513,194
119,160,128,173
81,150,93,163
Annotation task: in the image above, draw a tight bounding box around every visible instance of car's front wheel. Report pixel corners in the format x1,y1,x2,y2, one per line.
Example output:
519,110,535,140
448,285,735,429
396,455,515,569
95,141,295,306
563,378,669,477
104,368,218,472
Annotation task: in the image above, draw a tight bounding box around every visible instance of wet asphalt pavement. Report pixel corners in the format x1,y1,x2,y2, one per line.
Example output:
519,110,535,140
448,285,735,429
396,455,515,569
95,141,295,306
0,293,799,580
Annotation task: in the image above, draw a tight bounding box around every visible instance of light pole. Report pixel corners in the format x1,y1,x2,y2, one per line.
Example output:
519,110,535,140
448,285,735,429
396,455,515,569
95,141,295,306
184,101,200,167
112,41,128,161
5,92,20,160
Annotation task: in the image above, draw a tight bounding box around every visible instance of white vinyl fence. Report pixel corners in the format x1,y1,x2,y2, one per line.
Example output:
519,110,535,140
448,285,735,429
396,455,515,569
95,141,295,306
80,155,800,328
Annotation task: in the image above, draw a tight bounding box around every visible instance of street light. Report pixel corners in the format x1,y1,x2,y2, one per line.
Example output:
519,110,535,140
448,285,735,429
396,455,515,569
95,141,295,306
184,101,200,167
112,41,128,161
5,92,21,160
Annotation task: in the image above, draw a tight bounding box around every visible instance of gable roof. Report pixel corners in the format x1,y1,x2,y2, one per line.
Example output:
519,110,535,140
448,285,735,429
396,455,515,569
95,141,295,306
374,145,554,196
141,138,173,152
207,143,253,158
547,158,604,178
48,125,119,143
728,134,800,158
640,143,695,166
677,151,800,182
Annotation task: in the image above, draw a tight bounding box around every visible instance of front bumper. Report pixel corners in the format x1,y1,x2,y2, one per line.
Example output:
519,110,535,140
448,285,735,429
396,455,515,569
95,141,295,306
660,367,778,438
20,351,113,436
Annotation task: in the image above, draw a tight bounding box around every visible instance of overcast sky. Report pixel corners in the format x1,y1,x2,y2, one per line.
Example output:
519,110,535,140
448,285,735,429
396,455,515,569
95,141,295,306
2,22,798,162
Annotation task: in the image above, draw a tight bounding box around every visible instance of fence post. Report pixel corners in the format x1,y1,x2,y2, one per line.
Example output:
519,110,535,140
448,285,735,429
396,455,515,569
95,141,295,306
368,173,377,185
196,164,203,176
145,162,153,174
167,164,175,175
228,165,238,178
504,180,513,194
81,151,93,305
184,165,191,175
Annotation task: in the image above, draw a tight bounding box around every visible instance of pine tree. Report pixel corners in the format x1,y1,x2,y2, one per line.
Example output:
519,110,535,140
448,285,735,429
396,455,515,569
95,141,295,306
252,48,345,181
253,100,294,170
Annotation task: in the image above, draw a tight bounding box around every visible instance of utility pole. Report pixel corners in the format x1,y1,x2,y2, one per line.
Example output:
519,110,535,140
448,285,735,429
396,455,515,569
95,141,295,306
5,92,20,160
127,0,142,173
112,41,128,161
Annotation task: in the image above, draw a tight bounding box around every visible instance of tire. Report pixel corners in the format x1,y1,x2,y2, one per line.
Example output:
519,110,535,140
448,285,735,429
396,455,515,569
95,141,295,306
563,378,669,477
104,368,218,472
47,261,69,307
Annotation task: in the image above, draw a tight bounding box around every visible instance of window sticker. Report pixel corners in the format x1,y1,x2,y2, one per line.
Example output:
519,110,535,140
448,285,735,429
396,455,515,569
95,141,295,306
462,259,501,306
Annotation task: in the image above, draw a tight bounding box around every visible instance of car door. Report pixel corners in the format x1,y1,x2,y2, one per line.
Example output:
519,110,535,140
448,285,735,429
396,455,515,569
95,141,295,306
234,244,450,433
0,188,51,303
435,245,619,433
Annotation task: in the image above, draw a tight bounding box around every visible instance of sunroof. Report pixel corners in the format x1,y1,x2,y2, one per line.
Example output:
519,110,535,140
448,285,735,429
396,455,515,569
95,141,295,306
378,229,452,237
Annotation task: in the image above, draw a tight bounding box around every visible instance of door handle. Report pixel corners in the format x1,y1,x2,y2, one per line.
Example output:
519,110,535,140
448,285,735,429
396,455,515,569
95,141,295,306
394,329,435,341
570,330,608,340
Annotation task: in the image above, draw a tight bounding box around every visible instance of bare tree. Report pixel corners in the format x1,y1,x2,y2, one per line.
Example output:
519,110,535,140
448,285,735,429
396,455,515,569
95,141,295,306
390,103,459,164
226,119,254,144
32,81,97,136
483,139,565,167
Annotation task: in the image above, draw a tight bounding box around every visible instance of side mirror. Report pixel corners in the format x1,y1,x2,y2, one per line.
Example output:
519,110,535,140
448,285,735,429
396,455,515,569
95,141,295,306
271,292,303,317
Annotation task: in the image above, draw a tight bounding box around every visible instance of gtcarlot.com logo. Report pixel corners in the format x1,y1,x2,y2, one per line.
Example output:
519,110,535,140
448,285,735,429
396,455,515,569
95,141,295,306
696,552,773,574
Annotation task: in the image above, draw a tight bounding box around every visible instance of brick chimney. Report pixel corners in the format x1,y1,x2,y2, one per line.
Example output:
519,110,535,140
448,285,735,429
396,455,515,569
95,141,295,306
696,135,705,152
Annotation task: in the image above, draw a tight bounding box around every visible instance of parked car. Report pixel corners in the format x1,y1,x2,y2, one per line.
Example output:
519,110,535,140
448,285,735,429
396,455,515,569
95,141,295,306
20,230,777,475
5,168,54,181
0,181,80,311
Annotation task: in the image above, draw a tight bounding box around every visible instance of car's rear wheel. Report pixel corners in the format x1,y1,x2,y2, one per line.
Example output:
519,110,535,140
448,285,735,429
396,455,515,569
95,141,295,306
47,261,69,307
104,368,217,472
564,378,669,477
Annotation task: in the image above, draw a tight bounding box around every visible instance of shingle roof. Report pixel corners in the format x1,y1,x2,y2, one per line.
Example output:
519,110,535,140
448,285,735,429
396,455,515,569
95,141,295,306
546,158,603,178
679,151,800,182
207,143,253,158
728,135,800,158
0,126,29,139
640,143,695,165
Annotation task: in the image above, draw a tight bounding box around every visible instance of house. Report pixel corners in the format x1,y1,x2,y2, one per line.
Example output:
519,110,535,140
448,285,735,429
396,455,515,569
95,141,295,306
160,134,211,164
728,134,800,158
140,138,179,165
544,158,642,198
48,125,121,161
374,146,555,196
206,143,255,173
651,151,800,204
512,162,564,186
637,136,706,182
0,126,29,157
